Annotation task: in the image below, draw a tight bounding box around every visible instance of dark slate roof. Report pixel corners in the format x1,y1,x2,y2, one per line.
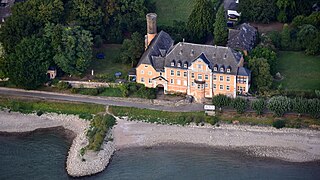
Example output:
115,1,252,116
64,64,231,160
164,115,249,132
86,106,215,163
137,30,245,76
224,0,238,10
227,23,257,51
164,42,242,75
137,30,174,71
237,67,251,76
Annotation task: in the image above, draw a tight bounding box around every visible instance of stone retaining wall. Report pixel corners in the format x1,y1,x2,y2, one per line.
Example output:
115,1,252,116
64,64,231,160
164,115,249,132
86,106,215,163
62,80,117,88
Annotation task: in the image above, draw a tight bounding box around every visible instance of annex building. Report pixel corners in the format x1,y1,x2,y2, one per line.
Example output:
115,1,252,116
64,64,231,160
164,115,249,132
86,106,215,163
136,13,251,102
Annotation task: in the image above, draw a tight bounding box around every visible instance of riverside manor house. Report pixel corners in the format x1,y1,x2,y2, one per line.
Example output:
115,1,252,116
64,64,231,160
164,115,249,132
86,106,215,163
136,13,251,103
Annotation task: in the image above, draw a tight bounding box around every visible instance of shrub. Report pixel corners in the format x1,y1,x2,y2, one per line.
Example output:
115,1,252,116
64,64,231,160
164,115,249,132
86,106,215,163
212,94,231,109
292,97,308,114
36,110,43,116
272,119,286,129
86,114,116,151
79,113,93,120
56,81,70,90
307,99,320,119
251,99,266,115
70,88,79,94
267,96,292,117
205,116,219,125
231,97,248,114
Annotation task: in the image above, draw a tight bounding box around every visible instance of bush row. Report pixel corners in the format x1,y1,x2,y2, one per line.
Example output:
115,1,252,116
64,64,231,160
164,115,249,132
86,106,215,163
212,95,320,118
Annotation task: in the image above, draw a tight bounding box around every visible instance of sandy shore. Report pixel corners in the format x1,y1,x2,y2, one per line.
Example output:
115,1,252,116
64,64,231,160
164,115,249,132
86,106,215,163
0,111,115,177
113,118,320,162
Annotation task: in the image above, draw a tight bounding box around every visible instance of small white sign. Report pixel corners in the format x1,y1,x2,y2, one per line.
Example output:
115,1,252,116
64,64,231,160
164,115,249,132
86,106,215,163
204,105,215,111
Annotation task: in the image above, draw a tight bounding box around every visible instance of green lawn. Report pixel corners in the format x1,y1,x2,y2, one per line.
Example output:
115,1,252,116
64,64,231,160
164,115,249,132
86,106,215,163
276,51,320,91
88,44,131,78
151,0,196,26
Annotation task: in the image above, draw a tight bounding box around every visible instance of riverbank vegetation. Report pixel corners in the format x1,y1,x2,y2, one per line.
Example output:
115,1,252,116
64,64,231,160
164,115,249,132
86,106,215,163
85,114,116,151
0,97,104,118
0,97,118,152
109,106,214,126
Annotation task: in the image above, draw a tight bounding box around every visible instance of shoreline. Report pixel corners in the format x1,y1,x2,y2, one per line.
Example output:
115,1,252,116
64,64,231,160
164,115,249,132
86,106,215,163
0,111,115,177
113,118,320,163
1,111,320,177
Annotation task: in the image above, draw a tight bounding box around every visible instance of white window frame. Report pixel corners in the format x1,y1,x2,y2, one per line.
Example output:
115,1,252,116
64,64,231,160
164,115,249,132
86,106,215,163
177,79,181,85
226,76,230,82
183,80,187,86
141,77,145,82
148,78,152,84
148,71,152,75
213,84,216,89
170,79,174,84
183,72,187,77
191,73,195,78
171,62,175,66
213,75,217,81
205,83,208,87
214,67,217,71
226,85,230,91
198,64,202,69
177,62,181,67
177,71,181,76
220,76,223,81
198,74,202,80
220,85,223,90
171,70,174,76
184,63,188,68
227,68,231,73
141,70,144,74
205,75,209,80
220,68,224,72
192,82,195,86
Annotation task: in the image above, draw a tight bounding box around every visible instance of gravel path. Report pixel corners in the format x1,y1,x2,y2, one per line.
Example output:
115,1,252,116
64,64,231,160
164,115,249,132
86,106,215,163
113,118,320,162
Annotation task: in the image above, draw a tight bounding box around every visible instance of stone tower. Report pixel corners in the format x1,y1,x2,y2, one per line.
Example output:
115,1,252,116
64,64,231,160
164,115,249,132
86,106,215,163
145,13,157,49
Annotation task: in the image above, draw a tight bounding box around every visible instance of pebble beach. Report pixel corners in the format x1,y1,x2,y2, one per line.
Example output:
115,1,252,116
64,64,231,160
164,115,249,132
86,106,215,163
0,111,320,177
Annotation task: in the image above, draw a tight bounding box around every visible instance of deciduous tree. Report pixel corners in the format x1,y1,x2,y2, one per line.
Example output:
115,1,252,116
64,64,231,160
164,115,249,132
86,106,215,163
4,37,52,89
120,32,144,67
248,58,273,93
250,46,277,75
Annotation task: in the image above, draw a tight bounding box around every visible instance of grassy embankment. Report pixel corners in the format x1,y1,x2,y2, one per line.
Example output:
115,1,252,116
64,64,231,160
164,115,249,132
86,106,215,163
275,51,320,91
0,97,115,151
109,106,320,128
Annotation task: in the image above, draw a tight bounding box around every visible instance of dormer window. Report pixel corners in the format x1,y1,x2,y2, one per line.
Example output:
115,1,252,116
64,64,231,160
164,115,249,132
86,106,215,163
227,68,231,73
214,67,217,71
220,67,224,72
177,61,181,67
184,62,188,68
171,61,175,67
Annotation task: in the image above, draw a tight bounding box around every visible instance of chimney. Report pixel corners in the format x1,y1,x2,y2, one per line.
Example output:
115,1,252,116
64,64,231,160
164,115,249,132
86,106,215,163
145,13,157,49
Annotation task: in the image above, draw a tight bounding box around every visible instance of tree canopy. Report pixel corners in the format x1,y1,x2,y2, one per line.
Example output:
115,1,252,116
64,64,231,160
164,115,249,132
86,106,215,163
120,32,144,67
248,57,273,93
187,0,216,43
4,37,52,89
214,4,228,45
45,25,93,76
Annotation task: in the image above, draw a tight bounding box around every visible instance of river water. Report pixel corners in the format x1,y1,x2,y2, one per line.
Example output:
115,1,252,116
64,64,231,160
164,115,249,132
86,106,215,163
0,132,319,180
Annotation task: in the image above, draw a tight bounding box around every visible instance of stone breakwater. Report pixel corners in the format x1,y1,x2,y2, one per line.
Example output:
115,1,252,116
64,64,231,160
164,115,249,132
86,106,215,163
0,111,115,177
